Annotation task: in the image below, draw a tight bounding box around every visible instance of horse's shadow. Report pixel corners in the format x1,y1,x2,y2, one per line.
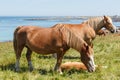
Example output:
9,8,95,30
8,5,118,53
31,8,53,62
38,69,54,75
0,63,15,71
39,69,87,76
38,55,80,59
62,69,87,75
0,63,28,73
63,56,80,59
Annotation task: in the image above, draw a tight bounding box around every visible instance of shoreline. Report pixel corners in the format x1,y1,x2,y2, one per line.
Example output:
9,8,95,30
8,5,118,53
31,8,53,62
0,40,13,43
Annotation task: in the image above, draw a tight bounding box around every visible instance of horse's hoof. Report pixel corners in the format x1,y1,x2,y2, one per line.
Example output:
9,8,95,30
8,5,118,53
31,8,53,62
29,67,34,72
59,71,63,75
15,68,20,72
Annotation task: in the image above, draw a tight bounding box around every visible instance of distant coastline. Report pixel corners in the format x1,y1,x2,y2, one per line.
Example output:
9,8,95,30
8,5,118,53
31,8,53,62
22,16,120,22
24,16,87,22
1,16,120,22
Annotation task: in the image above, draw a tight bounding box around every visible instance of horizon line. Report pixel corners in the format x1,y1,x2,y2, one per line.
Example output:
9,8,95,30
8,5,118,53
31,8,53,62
0,15,118,17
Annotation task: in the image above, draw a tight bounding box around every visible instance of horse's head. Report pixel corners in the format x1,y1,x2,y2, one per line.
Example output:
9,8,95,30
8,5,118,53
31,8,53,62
80,43,95,72
103,16,116,33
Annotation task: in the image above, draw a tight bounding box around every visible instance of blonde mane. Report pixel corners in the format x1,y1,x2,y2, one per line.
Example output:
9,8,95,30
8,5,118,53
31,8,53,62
83,17,105,31
53,24,86,51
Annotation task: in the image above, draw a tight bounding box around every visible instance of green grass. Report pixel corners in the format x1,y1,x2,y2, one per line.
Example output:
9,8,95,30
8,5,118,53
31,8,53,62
0,34,120,80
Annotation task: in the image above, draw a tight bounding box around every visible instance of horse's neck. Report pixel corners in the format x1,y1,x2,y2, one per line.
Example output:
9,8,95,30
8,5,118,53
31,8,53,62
85,17,105,33
57,24,85,52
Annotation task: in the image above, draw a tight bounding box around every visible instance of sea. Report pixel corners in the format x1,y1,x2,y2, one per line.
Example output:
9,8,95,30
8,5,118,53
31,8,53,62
0,16,120,42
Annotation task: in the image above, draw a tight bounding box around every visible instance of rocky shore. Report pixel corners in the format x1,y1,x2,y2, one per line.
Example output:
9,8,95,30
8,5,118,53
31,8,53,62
24,16,120,22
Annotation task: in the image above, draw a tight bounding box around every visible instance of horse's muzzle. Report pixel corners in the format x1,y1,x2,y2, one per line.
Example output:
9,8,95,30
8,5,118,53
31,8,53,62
111,30,115,33
87,62,96,72
88,67,95,72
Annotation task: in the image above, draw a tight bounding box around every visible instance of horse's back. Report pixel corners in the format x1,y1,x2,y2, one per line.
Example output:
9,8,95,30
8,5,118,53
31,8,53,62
14,26,42,42
17,26,43,32
65,23,96,39
53,23,96,40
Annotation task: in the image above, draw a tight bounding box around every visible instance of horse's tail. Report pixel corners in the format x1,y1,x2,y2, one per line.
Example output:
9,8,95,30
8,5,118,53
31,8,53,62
13,26,22,54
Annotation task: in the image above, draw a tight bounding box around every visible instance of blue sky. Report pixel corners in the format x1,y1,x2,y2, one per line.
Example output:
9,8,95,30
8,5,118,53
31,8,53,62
0,0,120,16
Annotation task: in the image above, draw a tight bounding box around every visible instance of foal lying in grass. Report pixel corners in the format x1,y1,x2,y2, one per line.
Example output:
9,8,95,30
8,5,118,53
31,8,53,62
60,62,107,72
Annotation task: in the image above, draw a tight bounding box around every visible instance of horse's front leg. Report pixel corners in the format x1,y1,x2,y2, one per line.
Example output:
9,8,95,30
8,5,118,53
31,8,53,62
54,52,64,74
26,47,33,72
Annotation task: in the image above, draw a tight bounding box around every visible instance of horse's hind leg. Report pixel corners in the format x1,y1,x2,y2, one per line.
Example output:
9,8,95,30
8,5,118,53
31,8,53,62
15,44,24,72
26,47,33,71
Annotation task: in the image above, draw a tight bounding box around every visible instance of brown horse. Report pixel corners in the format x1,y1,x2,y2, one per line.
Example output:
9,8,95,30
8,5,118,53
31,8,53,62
82,16,116,34
13,25,95,73
53,16,115,48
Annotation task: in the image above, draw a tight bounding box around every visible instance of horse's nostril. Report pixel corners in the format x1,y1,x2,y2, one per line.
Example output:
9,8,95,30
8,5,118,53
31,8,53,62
89,69,94,72
88,66,95,72
111,30,115,33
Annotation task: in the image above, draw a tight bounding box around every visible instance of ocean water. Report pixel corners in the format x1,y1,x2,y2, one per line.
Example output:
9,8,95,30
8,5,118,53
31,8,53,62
0,16,120,42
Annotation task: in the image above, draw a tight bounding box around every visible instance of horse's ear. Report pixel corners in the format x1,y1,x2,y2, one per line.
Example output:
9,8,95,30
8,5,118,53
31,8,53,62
91,43,93,48
104,15,107,19
86,45,89,51
103,16,108,23
104,16,107,24
83,43,89,51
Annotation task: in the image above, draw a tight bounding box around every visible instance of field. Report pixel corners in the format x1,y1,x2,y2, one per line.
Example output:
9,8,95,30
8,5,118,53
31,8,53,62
0,34,120,80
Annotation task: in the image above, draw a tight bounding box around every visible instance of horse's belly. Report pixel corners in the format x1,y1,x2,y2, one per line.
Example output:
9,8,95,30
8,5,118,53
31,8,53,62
26,42,60,55
33,48,57,55
34,50,54,55
28,45,57,54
